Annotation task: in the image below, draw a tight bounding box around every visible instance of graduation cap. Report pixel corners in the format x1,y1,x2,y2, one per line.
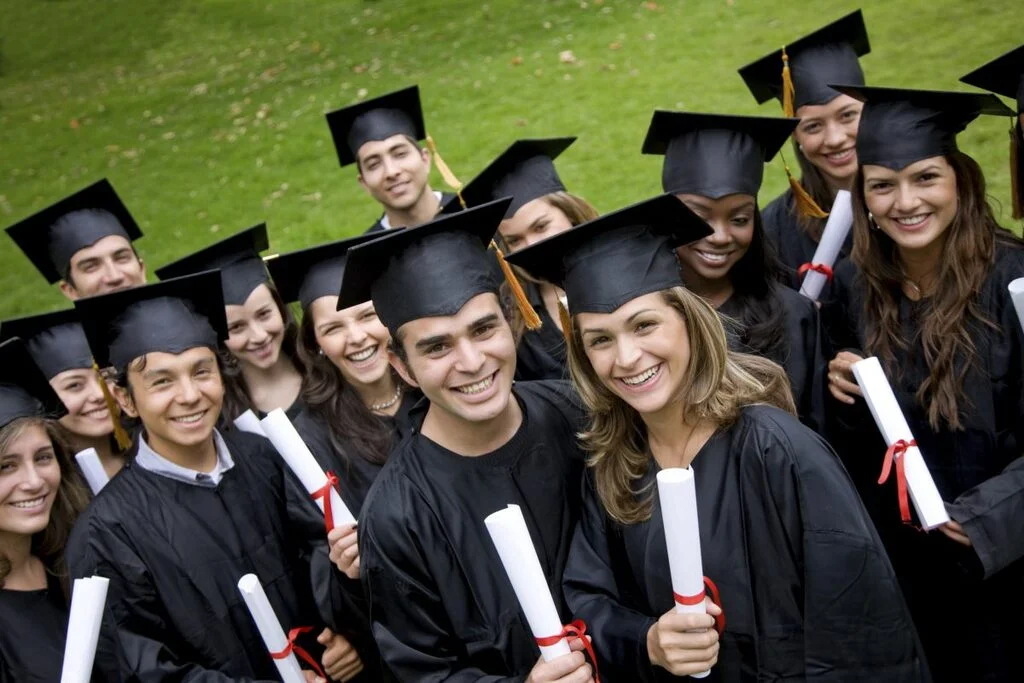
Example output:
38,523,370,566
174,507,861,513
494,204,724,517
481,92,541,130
504,194,713,315
326,86,427,168
265,233,384,310
961,44,1024,114
338,197,531,333
155,224,270,306
74,271,229,371
642,111,798,198
441,138,576,217
831,85,1014,171
0,308,94,380
5,179,142,284
0,338,67,430
738,10,870,117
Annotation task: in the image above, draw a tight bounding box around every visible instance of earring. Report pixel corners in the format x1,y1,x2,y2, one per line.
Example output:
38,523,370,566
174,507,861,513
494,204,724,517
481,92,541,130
868,212,879,230
318,348,324,356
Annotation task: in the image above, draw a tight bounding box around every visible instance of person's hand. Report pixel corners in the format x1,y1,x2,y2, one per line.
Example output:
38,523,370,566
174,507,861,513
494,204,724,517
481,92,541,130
939,520,972,547
646,600,722,677
302,671,325,683
317,627,365,681
828,351,865,404
328,523,360,579
525,637,594,683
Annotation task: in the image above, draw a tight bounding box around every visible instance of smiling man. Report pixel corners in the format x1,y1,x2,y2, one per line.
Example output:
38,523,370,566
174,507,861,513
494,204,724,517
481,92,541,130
337,199,593,682
326,85,458,233
6,179,147,300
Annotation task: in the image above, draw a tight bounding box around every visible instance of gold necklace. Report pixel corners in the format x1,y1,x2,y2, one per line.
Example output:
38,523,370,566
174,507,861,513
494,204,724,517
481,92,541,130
369,385,402,412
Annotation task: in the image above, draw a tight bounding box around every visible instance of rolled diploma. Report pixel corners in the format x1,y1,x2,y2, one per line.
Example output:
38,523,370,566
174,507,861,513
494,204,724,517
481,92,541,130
851,357,950,530
259,408,355,527
657,467,710,679
237,574,305,683
60,576,109,683
75,448,109,495
234,409,268,437
1008,278,1024,335
799,189,853,301
484,504,572,661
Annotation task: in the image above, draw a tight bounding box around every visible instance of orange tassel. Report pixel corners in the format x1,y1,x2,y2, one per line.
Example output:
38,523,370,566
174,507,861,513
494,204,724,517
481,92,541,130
784,162,829,219
556,297,573,346
1011,123,1022,220
492,242,542,331
781,47,796,118
93,361,131,451
425,134,465,206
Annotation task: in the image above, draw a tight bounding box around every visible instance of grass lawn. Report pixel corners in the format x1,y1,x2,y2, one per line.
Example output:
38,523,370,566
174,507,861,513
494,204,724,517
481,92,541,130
1,0,1019,317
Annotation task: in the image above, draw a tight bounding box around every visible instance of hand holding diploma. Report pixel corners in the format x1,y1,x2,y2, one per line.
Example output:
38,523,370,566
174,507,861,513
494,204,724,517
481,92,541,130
74,448,110,495
238,573,325,683
799,189,853,301
60,576,109,683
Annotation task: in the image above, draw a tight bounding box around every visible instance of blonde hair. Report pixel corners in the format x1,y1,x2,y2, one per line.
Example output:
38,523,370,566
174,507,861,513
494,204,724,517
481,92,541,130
566,286,795,524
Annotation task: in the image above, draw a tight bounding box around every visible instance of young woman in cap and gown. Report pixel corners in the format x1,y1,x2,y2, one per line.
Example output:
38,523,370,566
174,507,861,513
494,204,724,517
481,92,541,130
0,338,91,682
506,194,929,682
642,111,827,434
823,84,1024,683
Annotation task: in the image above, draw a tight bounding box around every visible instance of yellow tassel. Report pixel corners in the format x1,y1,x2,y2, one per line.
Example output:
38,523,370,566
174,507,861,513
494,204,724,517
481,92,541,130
492,242,542,331
556,297,573,347
1011,124,1022,220
425,134,465,203
784,162,829,219
93,362,131,451
781,47,796,118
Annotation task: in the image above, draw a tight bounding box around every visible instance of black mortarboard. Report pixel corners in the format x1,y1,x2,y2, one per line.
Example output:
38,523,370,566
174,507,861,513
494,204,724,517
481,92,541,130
155,224,270,306
0,338,67,429
338,198,512,333
642,112,798,198
961,44,1024,114
505,194,712,315
265,233,384,310
441,138,576,217
74,271,229,371
0,309,94,380
831,85,1013,171
326,86,427,168
5,179,143,284
738,10,870,115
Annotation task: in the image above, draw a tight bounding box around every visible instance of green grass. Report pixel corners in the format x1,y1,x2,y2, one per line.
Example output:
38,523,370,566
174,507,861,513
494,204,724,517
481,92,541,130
1,0,1019,317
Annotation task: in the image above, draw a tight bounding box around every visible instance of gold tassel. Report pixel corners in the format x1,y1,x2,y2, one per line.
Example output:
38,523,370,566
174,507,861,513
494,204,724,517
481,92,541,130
425,134,466,210
1011,123,1022,220
781,47,796,118
556,297,573,346
491,242,542,331
784,161,829,219
93,362,131,451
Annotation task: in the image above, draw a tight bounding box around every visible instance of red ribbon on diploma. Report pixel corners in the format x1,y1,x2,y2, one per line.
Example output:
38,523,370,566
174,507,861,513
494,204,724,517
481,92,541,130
270,626,326,679
673,576,726,634
798,262,834,281
311,471,339,533
878,439,916,523
535,619,601,683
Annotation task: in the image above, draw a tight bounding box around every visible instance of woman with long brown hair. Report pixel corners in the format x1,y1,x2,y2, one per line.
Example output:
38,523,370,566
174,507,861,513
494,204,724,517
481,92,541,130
823,86,1023,683
739,10,870,290
0,338,90,682
507,195,926,681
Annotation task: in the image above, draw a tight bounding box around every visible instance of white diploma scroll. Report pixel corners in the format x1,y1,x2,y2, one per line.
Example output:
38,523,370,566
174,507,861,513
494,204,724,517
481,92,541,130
237,574,305,683
484,504,572,661
657,467,711,679
851,357,950,530
799,189,854,302
60,576,110,683
259,408,356,528
1008,278,1024,336
74,448,109,495
233,409,268,437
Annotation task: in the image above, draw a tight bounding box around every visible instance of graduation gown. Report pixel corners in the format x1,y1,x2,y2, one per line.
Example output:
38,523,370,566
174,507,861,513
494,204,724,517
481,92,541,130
718,284,827,434
0,573,69,683
761,189,852,294
359,380,587,681
823,243,1024,682
514,280,567,382
364,192,459,233
563,405,929,682
66,429,332,681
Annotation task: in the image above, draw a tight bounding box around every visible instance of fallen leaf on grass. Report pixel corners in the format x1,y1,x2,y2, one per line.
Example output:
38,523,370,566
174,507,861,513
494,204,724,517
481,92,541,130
559,50,577,63
511,55,523,66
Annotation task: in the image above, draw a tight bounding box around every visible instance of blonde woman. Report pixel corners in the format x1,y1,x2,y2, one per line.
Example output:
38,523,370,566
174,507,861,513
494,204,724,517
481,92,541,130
506,194,928,682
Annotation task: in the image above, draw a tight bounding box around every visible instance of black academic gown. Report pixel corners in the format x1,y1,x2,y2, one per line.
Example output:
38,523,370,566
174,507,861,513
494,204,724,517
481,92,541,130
761,189,852,295
563,405,929,682
823,242,1024,683
0,573,70,683
514,281,567,382
66,429,332,681
359,380,587,681
364,192,459,233
718,285,827,434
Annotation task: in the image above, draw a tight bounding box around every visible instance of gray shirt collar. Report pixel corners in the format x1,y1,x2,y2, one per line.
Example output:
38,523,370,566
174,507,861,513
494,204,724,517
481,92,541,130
134,429,235,487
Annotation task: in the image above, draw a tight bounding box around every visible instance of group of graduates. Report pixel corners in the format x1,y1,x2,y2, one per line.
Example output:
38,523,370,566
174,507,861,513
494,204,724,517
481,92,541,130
2,9,1024,682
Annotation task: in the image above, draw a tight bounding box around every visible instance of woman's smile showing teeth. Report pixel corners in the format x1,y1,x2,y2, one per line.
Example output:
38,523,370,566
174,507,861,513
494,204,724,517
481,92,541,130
893,214,930,229
825,148,855,165
8,495,47,511
695,250,731,266
617,364,662,391
346,345,378,364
